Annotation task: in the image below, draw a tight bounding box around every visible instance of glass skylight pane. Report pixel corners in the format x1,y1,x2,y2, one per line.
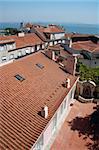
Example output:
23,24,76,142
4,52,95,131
36,63,44,69
14,74,25,82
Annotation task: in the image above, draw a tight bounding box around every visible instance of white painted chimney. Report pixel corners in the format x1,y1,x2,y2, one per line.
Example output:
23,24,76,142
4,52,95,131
18,32,25,37
65,78,70,88
41,105,48,119
52,51,56,61
69,39,72,48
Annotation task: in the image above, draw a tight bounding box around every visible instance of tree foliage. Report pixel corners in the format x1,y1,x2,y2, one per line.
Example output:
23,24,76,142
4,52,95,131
5,28,18,35
79,64,99,85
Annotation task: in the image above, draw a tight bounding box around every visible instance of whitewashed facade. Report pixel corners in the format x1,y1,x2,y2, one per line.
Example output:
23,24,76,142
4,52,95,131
50,33,65,40
0,32,67,65
31,79,78,150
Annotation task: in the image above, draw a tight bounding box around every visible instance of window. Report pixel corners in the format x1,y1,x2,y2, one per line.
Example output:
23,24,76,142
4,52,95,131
60,103,63,115
52,34,55,40
0,45,5,51
25,49,30,54
7,44,13,50
55,51,60,56
9,54,14,60
14,74,25,82
52,114,57,132
36,63,44,69
1,56,6,62
18,51,22,57
69,90,73,100
64,99,66,109
35,134,43,150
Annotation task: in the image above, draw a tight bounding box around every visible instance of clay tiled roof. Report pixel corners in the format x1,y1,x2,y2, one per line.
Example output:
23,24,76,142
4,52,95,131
30,25,65,41
0,39,15,44
0,52,77,150
72,41,99,53
65,33,93,38
44,25,65,33
93,47,99,53
44,44,72,60
0,33,43,50
48,44,64,51
33,27,47,41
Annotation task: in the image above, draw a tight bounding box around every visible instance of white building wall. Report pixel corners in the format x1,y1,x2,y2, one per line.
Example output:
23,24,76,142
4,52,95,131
31,47,35,53
0,45,6,51
50,33,65,40
31,80,78,150
6,43,16,51
62,40,65,44
42,44,45,49
49,42,53,46
0,43,16,52
0,46,34,64
80,58,99,68
0,42,44,65
0,50,8,64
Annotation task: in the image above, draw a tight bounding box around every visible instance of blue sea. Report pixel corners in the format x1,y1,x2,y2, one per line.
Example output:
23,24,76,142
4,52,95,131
0,22,99,35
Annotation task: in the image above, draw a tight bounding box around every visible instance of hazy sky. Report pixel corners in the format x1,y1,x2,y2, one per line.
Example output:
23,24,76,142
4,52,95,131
0,0,98,24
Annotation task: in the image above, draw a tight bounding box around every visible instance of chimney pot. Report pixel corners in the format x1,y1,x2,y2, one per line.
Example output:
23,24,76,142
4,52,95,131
41,105,48,119
65,78,70,88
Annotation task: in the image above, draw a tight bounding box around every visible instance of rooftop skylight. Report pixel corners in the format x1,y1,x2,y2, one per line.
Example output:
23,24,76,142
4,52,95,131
14,74,25,82
36,63,44,69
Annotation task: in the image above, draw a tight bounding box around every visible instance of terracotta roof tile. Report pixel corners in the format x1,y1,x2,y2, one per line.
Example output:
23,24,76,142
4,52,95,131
44,25,65,33
72,41,99,53
65,33,93,38
0,33,43,49
0,52,77,149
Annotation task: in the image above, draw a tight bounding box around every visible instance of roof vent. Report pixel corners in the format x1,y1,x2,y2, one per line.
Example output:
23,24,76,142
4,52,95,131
41,105,48,119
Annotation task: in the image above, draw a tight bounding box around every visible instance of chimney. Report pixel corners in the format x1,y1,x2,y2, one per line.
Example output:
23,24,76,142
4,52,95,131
69,38,72,48
18,32,25,37
41,105,48,119
52,51,56,61
65,78,70,88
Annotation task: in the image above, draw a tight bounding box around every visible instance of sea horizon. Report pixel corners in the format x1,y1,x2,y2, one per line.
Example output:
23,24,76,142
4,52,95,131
0,22,99,35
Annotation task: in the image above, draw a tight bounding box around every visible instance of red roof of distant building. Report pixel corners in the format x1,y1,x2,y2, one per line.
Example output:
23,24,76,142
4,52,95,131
0,33,44,49
72,41,99,53
65,33,93,38
44,25,65,33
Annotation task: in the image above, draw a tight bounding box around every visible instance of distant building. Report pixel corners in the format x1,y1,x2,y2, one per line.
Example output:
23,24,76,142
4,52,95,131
72,41,99,67
0,24,68,66
65,33,99,68
0,33,45,65
0,29,6,36
0,51,78,150
44,43,77,75
27,23,66,46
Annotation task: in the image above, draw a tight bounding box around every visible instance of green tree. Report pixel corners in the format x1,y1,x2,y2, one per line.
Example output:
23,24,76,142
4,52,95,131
79,64,99,85
5,28,18,35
